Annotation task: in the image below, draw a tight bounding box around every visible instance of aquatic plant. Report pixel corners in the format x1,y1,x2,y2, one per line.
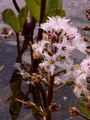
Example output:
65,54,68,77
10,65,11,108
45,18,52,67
2,0,90,120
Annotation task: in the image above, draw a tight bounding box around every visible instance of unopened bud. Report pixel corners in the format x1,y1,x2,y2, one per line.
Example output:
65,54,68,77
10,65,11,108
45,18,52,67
66,79,74,86
69,107,79,116
48,103,61,111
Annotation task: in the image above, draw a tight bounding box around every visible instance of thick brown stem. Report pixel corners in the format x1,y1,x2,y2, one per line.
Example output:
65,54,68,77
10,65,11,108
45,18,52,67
46,76,54,120
37,0,46,40
46,110,51,120
47,76,54,107
16,33,21,63
21,17,36,55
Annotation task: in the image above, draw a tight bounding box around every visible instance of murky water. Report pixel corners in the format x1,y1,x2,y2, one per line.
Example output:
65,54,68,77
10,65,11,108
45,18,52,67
0,0,90,120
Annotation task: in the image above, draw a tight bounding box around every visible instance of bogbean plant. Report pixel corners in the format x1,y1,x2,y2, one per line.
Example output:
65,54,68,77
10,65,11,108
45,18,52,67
2,0,90,120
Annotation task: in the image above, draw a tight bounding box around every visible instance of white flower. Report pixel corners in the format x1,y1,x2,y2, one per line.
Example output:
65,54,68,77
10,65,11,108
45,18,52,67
74,73,88,98
53,39,74,56
80,57,90,76
58,64,82,83
76,73,87,85
40,16,70,33
74,85,88,98
75,41,86,54
32,40,49,54
66,27,81,42
40,16,87,55
65,27,87,54
70,40,87,54
54,76,61,85
39,52,65,75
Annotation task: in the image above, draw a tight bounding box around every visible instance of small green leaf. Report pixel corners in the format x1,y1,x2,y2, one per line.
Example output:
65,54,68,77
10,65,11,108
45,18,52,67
26,0,40,21
78,102,90,119
46,0,62,13
58,9,66,17
46,0,65,17
18,6,28,30
34,0,41,6
2,9,20,32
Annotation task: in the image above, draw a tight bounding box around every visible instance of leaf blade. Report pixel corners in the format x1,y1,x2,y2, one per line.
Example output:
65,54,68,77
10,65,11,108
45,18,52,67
78,102,90,119
18,6,28,30
46,0,65,17
2,9,20,32
26,0,41,21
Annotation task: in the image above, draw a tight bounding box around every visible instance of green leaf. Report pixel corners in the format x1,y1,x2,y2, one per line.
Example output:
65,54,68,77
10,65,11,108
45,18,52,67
18,6,28,30
46,0,65,17
2,9,20,32
26,0,41,21
34,0,41,6
58,9,66,17
78,102,90,119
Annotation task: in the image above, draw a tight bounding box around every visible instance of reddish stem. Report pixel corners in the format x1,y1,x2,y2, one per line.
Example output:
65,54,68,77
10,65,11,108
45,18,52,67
47,76,54,106
16,33,21,63
46,76,54,120
37,0,46,40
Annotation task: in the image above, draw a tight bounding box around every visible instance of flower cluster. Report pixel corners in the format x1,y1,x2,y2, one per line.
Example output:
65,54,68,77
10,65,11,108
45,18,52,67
31,16,90,99
74,57,90,98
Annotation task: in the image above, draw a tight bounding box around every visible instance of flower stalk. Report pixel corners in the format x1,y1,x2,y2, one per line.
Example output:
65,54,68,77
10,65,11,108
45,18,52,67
47,76,54,107
16,98,47,117
16,32,21,63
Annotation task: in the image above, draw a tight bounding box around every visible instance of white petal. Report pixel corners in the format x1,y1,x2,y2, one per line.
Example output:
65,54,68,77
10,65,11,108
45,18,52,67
50,64,55,75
